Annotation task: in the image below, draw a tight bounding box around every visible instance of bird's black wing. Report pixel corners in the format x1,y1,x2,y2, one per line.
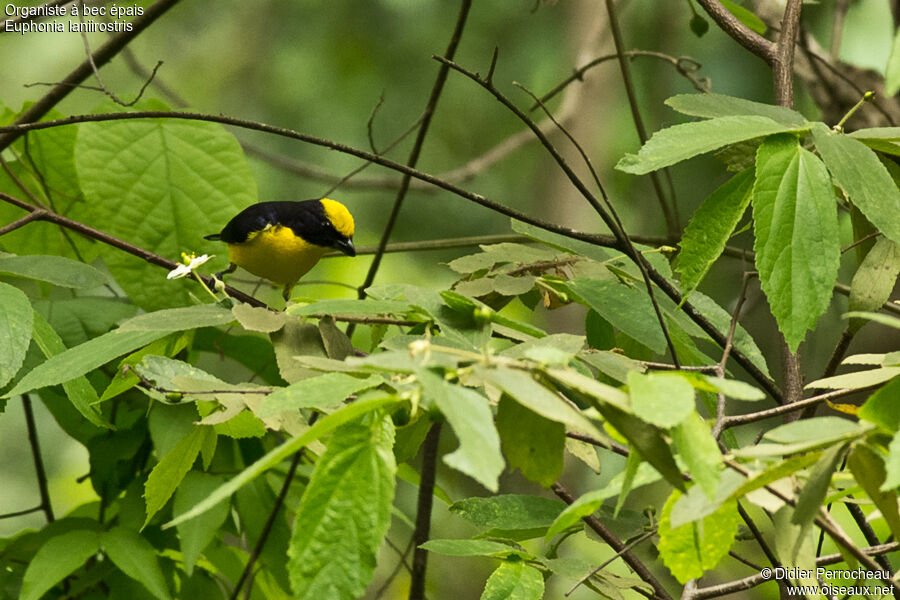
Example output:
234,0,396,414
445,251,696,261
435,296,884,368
205,200,328,244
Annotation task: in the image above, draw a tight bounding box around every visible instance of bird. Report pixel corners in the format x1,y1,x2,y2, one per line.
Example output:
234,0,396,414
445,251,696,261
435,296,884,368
204,198,356,300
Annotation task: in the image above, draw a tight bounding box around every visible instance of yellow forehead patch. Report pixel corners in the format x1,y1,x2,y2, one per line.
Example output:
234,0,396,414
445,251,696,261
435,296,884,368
320,198,355,237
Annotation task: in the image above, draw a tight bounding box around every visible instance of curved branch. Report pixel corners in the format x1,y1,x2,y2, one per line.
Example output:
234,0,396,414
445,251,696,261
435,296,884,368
695,0,775,63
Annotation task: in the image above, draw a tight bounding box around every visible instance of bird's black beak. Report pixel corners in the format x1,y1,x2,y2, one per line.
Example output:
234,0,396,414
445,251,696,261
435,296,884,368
334,237,356,257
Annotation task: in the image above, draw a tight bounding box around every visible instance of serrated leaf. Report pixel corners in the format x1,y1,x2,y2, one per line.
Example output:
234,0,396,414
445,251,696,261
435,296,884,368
677,169,754,298
477,366,602,438
688,291,770,378
615,116,800,175
0,282,32,388
0,254,107,289
102,526,172,600
848,238,900,333
628,371,694,428
672,412,721,499
420,370,504,492
19,528,101,600
34,297,137,347
658,490,739,583
166,394,398,528
496,395,563,488
174,472,230,575
232,303,286,332
480,561,544,600
144,426,214,527
260,372,383,415
287,416,395,600
30,311,112,428
421,539,523,558
451,495,565,531
752,134,840,351
847,444,900,541
858,376,900,431
75,116,256,309
812,122,900,245
665,94,802,125
805,367,900,390
288,298,412,317
118,304,235,331
565,279,666,354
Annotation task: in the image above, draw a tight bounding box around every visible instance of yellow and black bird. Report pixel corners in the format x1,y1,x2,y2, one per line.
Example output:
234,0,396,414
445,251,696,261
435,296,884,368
204,198,355,300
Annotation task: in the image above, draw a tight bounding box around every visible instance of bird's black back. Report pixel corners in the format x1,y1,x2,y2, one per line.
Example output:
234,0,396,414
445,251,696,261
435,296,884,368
205,200,343,247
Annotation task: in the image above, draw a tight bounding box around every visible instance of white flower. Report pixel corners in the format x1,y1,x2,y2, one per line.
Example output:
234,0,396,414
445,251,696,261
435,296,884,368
167,253,212,279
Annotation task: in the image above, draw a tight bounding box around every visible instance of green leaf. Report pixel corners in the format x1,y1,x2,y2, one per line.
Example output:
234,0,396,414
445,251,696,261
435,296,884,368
451,495,565,531
288,298,413,317
675,371,766,401
101,526,172,600
118,304,235,331
672,412,721,499
421,539,524,558
287,416,396,600
271,316,328,384
144,426,214,527
496,394,563,488
848,238,900,333
844,311,900,329
805,367,900,390
792,443,845,531
885,431,900,490
847,444,900,541
20,528,101,600
30,311,112,429
628,371,695,428
565,279,666,353
752,134,840,351
75,115,256,309
6,327,168,398
0,254,107,289
677,169,754,298
665,94,802,125
260,372,383,415
885,27,900,96
725,452,821,502
688,291,770,378
720,0,767,34
34,297,137,347
616,116,801,175
232,303,287,333
773,505,817,577
478,366,602,438
858,376,900,431
546,463,661,539
174,472,230,575
658,490,739,583
812,122,900,245
0,282,32,388
165,393,398,528
420,370,504,492
480,561,544,600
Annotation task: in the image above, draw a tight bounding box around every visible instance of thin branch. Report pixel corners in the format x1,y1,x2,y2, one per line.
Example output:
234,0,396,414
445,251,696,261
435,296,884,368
0,0,183,152
719,386,879,430
0,193,268,309
603,0,679,237
712,272,756,439
0,506,44,520
695,0,775,62
409,423,442,600
228,451,303,600
551,482,673,600
830,0,851,60
773,0,804,108
0,211,43,236
355,0,473,306
566,529,657,596
691,543,900,599
24,395,55,523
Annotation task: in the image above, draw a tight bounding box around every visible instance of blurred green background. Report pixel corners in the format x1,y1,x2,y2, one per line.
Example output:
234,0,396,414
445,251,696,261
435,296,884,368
1,1,896,597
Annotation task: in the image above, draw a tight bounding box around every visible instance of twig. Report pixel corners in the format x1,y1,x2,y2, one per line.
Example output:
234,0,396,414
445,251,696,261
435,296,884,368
690,543,900,599
228,451,303,600
773,0,804,108
0,506,44,520
375,538,415,599
566,529,657,596
0,0,183,151
694,0,775,62
354,0,473,309
24,395,55,523
712,272,756,438
830,0,851,60
603,0,679,238
718,386,878,430
409,423,442,600
551,482,673,600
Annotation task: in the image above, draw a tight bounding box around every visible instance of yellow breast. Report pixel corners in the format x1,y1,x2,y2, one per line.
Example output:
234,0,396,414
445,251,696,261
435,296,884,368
227,224,326,285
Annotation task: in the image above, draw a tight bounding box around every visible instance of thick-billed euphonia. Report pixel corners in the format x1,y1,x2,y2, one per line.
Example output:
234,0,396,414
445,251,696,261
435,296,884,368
204,198,355,300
